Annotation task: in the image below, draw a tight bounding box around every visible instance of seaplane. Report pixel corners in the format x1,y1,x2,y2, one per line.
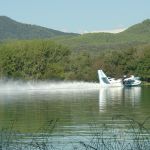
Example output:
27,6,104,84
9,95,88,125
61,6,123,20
98,70,141,88
123,75,141,86
98,70,123,88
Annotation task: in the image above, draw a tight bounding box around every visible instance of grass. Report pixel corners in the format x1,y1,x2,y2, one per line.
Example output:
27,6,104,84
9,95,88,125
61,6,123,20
80,115,150,150
0,116,150,149
0,119,58,150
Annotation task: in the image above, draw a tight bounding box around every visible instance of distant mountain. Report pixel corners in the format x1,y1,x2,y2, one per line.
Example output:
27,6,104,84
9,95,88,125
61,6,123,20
0,16,78,40
53,19,150,52
1,16,150,53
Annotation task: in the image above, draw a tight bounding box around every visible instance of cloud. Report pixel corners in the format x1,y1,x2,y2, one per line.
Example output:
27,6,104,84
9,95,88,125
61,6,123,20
81,28,126,34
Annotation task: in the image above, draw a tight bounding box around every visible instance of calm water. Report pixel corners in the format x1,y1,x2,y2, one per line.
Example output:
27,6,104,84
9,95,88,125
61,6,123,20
0,81,149,149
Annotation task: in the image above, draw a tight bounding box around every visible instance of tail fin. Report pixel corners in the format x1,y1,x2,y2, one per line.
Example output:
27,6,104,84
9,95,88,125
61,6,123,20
98,70,110,87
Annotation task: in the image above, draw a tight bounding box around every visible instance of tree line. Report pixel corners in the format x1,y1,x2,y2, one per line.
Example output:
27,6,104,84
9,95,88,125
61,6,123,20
0,40,149,82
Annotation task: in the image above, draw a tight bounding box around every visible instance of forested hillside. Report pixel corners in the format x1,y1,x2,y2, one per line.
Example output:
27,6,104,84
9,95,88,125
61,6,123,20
53,19,150,53
0,17,149,82
0,40,149,82
0,16,78,40
1,17,150,54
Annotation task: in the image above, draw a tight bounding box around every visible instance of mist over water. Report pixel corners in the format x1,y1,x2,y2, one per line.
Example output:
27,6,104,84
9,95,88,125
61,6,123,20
0,79,99,92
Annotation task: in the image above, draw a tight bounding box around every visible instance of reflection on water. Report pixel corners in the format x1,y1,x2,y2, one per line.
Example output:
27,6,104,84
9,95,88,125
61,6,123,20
0,89,99,133
124,87,141,106
0,81,149,136
0,81,149,149
99,87,123,112
99,87,141,112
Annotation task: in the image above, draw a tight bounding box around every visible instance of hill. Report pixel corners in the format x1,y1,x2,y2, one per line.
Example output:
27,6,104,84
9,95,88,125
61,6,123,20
0,16,150,53
53,19,150,53
0,16,78,40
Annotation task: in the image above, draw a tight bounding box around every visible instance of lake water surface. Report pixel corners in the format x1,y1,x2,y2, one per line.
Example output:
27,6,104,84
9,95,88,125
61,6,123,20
0,81,149,149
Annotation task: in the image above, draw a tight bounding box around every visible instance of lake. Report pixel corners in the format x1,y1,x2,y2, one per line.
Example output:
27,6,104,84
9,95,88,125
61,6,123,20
0,81,149,149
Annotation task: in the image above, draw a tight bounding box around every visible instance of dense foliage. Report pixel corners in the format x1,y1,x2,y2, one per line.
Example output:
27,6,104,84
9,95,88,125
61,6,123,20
92,47,150,82
0,40,149,82
0,40,71,80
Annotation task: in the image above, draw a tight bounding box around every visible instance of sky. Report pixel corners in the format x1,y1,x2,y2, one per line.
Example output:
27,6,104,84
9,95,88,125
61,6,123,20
0,0,150,33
